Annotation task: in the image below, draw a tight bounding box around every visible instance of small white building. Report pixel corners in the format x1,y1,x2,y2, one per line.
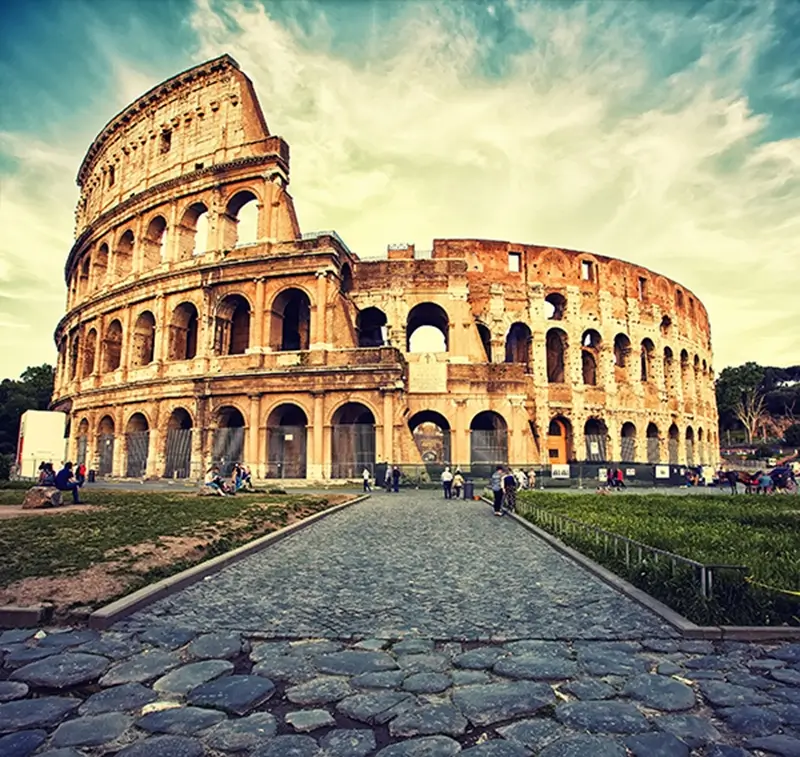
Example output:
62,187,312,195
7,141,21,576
16,410,66,478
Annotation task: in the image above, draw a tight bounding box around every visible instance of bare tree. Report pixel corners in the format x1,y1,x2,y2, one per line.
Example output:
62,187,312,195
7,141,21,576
735,389,766,444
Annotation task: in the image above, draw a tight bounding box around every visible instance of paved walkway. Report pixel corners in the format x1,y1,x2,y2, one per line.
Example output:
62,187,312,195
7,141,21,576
1,491,799,756
128,490,676,640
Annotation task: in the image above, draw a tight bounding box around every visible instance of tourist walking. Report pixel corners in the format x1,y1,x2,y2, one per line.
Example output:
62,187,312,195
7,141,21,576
54,462,82,504
515,468,527,490
441,466,453,499
615,467,626,489
503,467,518,513
362,467,372,492
490,465,504,516
76,462,87,487
606,467,616,489
452,469,464,499
527,469,536,489
384,463,392,492
391,465,401,493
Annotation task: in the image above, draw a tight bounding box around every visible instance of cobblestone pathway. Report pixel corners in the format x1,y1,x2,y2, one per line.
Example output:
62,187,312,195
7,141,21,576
1,491,799,756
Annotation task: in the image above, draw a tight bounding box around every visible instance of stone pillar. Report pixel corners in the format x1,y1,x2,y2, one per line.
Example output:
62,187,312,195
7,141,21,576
113,405,125,477
246,394,260,474
453,399,468,468
253,277,266,349
155,294,168,364
509,396,527,466
382,389,394,466
309,392,325,480
311,271,329,349
573,419,586,464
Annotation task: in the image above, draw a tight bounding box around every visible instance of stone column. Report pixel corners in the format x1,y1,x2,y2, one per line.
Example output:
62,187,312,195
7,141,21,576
311,270,329,349
154,294,168,364
113,405,125,477
509,396,527,466
253,277,266,349
308,391,325,480
382,389,394,466
453,399,468,468
246,394,260,474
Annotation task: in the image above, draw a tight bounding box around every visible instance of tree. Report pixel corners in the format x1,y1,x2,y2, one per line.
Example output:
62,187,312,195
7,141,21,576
0,364,55,455
716,362,766,441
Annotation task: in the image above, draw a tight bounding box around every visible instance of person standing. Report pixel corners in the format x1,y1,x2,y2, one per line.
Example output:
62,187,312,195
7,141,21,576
452,469,464,499
76,462,87,487
527,469,537,490
391,465,401,493
607,467,616,489
54,462,82,504
615,467,626,489
490,465,504,516
362,467,372,492
503,467,518,513
441,466,453,499
384,463,392,492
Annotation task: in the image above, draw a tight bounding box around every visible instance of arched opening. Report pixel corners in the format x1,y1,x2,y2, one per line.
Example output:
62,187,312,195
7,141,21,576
115,230,134,278
664,346,674,390
697,427,705,465
409,411,451,467
504,322,532,368
544,292,566,320
271,289,311,351
547,416,573,465
646,422,660,463
476,323,492,362
356,307,387,348
169,303,199,360
82,328,97,378
614,334,631,380
215,295,250,355
226,190,259,247
584,418,608,461
267,404,308,478
407,303,449,352
680,349,689,378
660,315,672,336
686,426,695,466
340,263,353,295
143,216,168,267
179,203,210,259
102,320,123,373
668,423,680,464
546,328,567,383
76,418,90,467
78,256,91,297
69,333,80,381
640,338,654,382
94,244,108,290
131,311,156,367
581,330,601,386
470,411,508,474
212,406,246,477
331,402,376,479
125,413,150,477
97,415,115,476
164,408,193,479
621,422,637,462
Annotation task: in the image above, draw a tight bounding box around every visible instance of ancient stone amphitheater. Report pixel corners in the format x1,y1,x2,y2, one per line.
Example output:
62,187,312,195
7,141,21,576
52,55,718,480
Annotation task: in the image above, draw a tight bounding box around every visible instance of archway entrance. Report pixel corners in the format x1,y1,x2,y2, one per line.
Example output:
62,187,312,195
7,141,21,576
125,413,150,477
97,416,115,475
647,423,660,464
547,417,572,464
212,406,245,477
668,424,680,464
76,418,89,467
584,418,608,462
470,411,508,475
331,403,375,479
408,411,451,468
165,408,193,479
620,422,636,463
271,289,311,351
267,404,308,478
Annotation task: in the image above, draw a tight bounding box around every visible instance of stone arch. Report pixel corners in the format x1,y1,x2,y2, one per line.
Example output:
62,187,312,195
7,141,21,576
697,427,705,465
267,403,308,478
621,421,637,462
470,411,508,472
82,328,97,378
169,302,199,360
143,215,168,267
356,307,387,348
131,311,156,367
164,407,193,479
646,422,660,463
97,414,115,475
407,302,449,352
581,329,601,386
409,410,451,466
212,405,246,476
504,322,532,367
115,229,134,279
660,315,672,336
686,426,695,466
680,349,690,379
476,323,492,362
124,412,150,477
75,417,90,466
640,338,655,382
663,346,675,391
547,415,573,465
215,294,251,355
178,202,210,259
584,417,608,461
545,328,567,383
102,319,123,373
78,255,91,297
544,292,567,320
93,243,109,290
271,288,311,351
225,189,259,247
331,402,376,479
69,332,80,381
614,334,632,381
668,423,680,464
675,288,685,310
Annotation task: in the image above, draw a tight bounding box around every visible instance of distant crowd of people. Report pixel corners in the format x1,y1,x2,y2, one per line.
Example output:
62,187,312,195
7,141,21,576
204,463,253,495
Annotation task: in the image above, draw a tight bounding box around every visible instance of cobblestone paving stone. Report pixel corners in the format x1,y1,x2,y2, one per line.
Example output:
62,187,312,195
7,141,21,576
0,492,799,754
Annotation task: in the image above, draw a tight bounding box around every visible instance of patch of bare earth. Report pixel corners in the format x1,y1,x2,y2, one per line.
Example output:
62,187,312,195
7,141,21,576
0,497,348,620
0,504,102,519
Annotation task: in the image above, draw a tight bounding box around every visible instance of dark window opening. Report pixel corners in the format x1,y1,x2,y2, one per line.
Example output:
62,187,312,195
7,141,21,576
160,130,172,154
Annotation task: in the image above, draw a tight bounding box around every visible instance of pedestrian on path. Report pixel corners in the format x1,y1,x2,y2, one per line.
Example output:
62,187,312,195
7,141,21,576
490,465,504,516
452,469,464,499
503,467,518,513
441,466,453,498
362,467,372,492
391,465,401,493
384,463,392,492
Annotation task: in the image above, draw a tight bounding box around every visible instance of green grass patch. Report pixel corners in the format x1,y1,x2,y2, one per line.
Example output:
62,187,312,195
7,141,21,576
517,491,800,627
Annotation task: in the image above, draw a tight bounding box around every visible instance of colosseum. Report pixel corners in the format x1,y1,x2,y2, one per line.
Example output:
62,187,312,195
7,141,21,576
51,54,719,482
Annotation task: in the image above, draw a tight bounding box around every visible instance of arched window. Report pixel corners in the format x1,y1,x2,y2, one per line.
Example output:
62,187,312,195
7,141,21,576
697,427,705,465
340,263,353,295
271,289,311,351
581,330,601,386
680,349,689,378
668,423,680,464
476,323,492,362
409,411,451,466
82,328,97,378
169,303,199,360
331,403,376,479
78,256,91,297
545,328,567,383
131,311,156,367
504,322,532,367
614,334,631,378
407,303,449,352
544,292,566,320
547,416,573,464
215,295,250,355
144,216,168,268
212,406,246,476
584,418,608,461
69,332,80,381
646,422,660,463
97,415,115,475
686,426,695,466
660,315,671,336
357,307,387,348
640,339,655,382
115,230,134,278
76,418,90,467
267,404,308,478
94,244,109,290
179,203,210,259
470,411,508,473
125,412,150,477
165,408,193,479
621,422,636,462
103,320,123,372
226,191,259,247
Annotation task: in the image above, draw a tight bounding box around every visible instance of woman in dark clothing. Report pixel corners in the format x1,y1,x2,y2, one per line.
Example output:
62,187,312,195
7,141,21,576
502,467,518,513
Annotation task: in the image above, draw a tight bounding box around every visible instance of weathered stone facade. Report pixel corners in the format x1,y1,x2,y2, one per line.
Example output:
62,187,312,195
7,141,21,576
52,54,718,479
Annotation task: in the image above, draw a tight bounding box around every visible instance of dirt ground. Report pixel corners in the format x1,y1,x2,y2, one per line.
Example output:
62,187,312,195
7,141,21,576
0,504,102,519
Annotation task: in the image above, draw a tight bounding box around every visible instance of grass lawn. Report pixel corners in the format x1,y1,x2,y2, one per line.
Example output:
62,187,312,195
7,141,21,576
517,491,800,627
0,487,347,618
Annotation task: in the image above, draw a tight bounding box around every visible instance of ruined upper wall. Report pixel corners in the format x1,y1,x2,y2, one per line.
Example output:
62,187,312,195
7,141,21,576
74,55,276,234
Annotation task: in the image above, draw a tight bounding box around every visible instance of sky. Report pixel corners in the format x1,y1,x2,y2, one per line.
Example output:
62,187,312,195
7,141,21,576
1,0,799,380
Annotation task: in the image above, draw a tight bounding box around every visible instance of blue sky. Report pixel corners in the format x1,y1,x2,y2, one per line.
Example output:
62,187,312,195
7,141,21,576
1,0,799,378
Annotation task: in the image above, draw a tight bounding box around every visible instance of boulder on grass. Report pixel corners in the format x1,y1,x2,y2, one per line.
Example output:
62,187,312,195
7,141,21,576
22,487,63,509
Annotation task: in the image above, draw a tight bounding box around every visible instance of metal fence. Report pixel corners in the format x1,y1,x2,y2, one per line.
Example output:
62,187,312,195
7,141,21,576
267,426,307,478
125,431,150,477
331,425,375,479
97,434,115,475
165,428,193,479
212,427,245,477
